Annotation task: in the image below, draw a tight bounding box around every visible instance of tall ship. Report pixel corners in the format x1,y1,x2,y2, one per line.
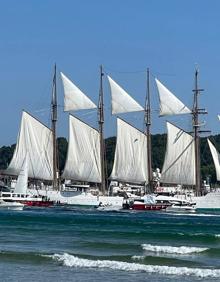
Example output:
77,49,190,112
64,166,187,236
2,66,220,210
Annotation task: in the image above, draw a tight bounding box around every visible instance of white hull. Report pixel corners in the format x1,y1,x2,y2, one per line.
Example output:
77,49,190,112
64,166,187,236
0,200,24,211
193,191,220,210
28,188,124,207
156,188,220,211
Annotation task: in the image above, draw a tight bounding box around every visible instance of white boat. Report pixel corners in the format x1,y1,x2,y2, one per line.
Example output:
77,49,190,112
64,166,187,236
155,195,196,213
0,199,24,211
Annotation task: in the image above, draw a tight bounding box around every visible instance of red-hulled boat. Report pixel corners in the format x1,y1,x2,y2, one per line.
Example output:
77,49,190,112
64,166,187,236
123,198,170,211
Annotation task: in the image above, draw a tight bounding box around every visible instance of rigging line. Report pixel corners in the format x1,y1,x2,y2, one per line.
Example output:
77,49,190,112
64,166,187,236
79,109,97,117
150,69,177,79
57,104,65,108
103,66,147,75
33,108,51,113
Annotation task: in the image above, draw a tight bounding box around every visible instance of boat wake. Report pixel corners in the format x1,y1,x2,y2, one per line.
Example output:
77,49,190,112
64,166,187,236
165,212,220,217
141,244,208,254
47,253,220,278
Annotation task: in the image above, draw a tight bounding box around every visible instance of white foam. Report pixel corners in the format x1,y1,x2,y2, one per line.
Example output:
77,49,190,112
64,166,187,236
184,213,220,217
49,253,220,278
167,213,220,217
142,244,208,254
215,234,220,238
132,255,145,261
177,232,184,236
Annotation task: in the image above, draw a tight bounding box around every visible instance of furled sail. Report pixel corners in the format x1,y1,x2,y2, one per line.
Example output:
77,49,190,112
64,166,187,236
14,155,28,194
110,118,148,184
60,72,97,111
107,75,144,114
7,111,53,180
208,139,220,181
62,115,101,183
155,78,191,116
161,122,195,185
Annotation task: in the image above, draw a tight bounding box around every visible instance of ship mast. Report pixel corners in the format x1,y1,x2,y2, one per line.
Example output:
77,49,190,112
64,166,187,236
98,65,106,195
51,64,59,190
192,69,207,196
144,68,153,192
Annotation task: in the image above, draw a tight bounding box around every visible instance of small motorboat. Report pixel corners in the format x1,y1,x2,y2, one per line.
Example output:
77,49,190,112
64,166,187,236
165,202,196,213
96,202,122,212
155,195,196,213
123,196,169,211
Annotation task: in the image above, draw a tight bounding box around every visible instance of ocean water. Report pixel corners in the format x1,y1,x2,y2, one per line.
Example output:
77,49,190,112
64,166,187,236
0,208,220,282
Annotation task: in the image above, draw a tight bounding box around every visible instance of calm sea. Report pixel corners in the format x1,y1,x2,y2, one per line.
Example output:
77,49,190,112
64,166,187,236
0,207,220,282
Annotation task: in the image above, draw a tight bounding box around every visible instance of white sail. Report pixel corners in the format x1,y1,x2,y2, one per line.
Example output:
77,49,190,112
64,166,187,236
107,75,144,114
7,111,53,180
14,156,28,194
208,139,220,181
62,115,101,183
161,122,195,185
110,118,148,184
155,78,191,116
60,72,97,111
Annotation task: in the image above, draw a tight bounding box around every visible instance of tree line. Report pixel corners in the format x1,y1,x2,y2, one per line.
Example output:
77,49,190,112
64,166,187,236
0,134,219,184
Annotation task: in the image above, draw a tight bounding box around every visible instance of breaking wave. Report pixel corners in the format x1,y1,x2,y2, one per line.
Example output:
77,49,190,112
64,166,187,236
48,253,220,278
141,244,208,254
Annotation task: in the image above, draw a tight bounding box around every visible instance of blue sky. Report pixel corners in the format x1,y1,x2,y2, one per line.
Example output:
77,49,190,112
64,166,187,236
0,0,220,145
